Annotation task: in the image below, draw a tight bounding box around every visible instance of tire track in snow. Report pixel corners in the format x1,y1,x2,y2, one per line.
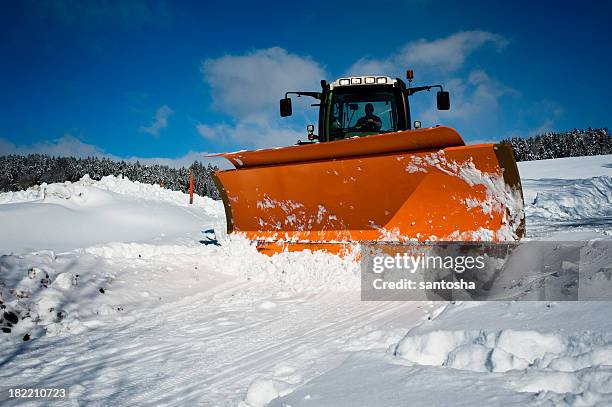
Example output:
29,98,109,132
107,279,423,406
203,300,416,390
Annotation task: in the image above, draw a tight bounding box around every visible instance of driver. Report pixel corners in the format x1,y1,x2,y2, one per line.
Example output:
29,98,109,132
356,103,382,131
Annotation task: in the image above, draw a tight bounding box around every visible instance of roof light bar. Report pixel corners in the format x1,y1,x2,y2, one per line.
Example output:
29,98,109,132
334,76,392,87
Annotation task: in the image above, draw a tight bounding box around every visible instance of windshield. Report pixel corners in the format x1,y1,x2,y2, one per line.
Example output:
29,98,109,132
329,89,399,140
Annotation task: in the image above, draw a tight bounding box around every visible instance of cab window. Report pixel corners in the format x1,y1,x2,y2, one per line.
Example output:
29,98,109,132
328,90,398,140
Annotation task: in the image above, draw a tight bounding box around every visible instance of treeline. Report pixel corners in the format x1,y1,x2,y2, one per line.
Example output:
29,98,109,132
2,127,610,196
501,127,611,161
0,154,221,199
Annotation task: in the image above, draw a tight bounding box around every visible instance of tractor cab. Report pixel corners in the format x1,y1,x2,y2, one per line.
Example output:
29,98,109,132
280,72,450,143
326,77,405,141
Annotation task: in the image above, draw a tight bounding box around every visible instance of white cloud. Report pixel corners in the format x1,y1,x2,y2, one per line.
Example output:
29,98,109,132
197,116,306,150
0,135,216,169
139,105,173,136
196,122,231,142
199,47,325,149
347,31,508,76
201,47,326,117
0,135,109,158
420,69,517,124
397,31,507,71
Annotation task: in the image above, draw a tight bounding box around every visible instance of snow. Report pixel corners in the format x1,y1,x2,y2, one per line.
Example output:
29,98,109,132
522,176,612,238
518,154,612,180
518,155,612,239
0,175,224,253
1,155,611,406
276,302,612,406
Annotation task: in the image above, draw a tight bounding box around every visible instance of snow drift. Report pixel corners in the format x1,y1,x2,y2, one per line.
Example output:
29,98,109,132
0,175,224,253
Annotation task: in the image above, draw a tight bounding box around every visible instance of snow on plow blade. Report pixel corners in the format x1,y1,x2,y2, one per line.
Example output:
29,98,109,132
212,126,525,255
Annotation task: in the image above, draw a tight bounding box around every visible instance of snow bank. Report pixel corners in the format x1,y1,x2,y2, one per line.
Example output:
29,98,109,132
518,154,612,180
391,301,612,401
83,235,361,292
275,302,612,406
394,328,567,372
529,177,612,221
0,175,224,253
524,176,612,236
516,155,612,238
0,174,220,212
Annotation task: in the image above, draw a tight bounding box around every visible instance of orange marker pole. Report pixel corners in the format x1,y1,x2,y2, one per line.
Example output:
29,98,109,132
189,169,194,204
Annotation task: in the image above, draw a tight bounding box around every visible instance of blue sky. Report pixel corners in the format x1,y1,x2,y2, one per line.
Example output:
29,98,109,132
1,0,610,166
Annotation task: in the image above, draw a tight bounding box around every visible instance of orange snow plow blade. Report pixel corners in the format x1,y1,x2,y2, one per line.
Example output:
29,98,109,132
212,126,524,255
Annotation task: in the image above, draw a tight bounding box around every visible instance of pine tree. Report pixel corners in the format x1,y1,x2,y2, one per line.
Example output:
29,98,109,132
501,127,611,161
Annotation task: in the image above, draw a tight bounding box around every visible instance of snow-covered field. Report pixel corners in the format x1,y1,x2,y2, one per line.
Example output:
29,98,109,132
0,155,611,406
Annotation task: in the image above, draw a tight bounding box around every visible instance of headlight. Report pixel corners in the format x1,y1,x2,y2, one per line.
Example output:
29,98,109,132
339,78,350,86
365,77,375,84
376,77,387,84
351,77,362,84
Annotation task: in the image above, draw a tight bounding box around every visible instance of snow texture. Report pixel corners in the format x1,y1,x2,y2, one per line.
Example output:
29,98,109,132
0,154,611,406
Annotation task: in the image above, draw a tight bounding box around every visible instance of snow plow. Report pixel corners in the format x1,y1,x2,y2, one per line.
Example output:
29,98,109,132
212,72,525,255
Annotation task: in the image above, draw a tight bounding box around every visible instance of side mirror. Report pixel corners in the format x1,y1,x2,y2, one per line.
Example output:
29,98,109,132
280,98,293,117
437,91,450,110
